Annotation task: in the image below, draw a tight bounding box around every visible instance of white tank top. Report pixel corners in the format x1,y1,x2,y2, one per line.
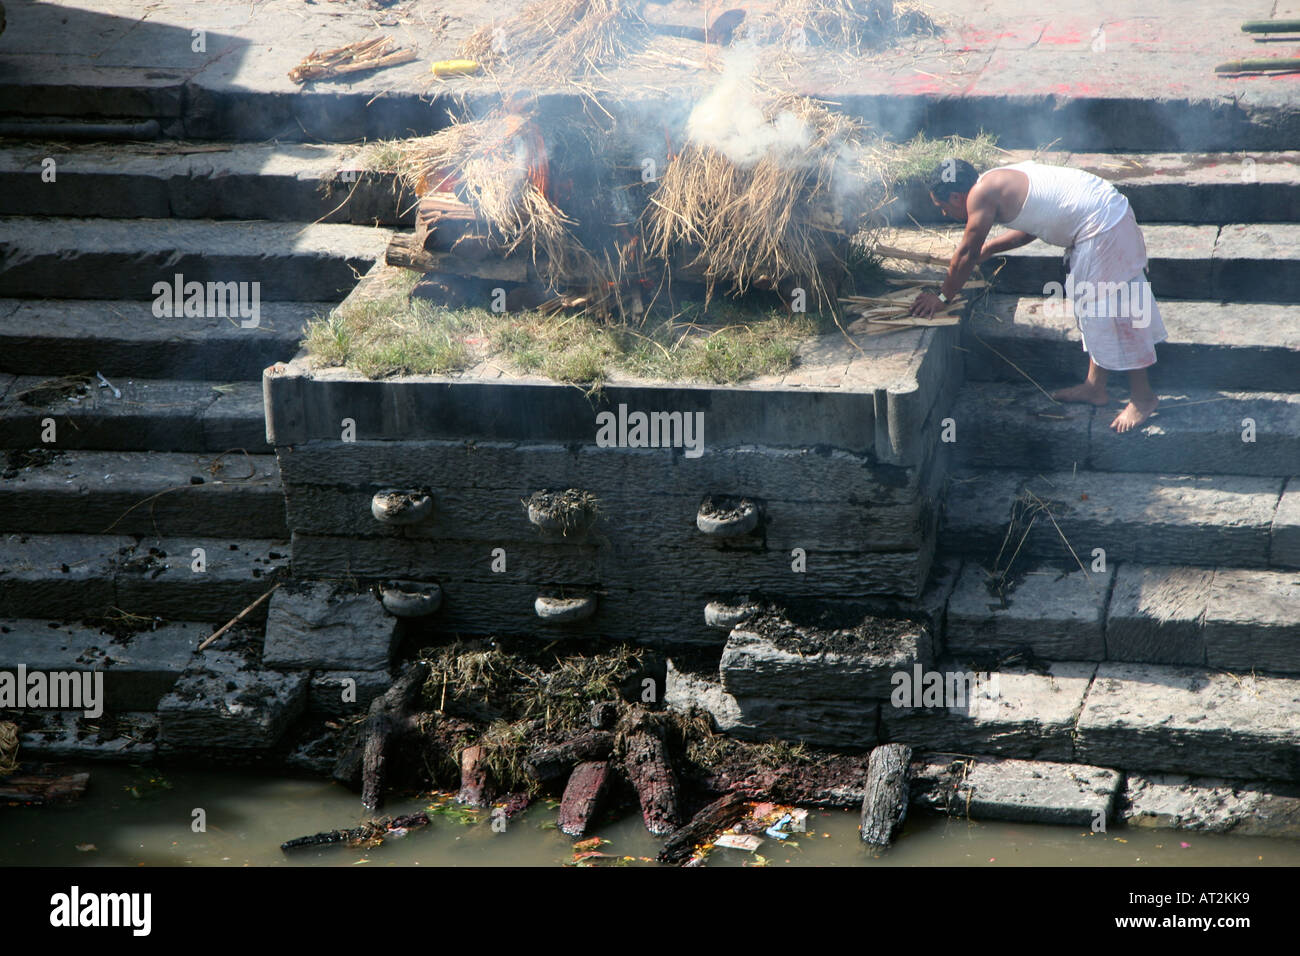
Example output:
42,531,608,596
993,161,1131,248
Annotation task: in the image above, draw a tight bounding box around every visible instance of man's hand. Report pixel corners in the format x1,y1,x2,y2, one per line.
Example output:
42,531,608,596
910,291,943,317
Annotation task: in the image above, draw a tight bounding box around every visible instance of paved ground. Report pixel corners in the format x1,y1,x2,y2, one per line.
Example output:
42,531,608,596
1,0,1297,145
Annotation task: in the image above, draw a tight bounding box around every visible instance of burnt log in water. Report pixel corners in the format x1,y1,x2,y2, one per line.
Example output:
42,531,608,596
657,791,750,865
523,730,614,783
557,760,612,837
620,707,681,836
860,743,913,847
331,661,428,810
280,812,430,852
0,766,90,806
456,744,492,807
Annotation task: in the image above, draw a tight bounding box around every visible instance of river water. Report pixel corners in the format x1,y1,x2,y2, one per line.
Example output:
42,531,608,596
3,766,1299,867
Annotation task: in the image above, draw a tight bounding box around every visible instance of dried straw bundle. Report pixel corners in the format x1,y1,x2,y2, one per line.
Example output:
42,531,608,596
643,93,888,307
380,110,609,293
459,0,650,81
741,0,939,53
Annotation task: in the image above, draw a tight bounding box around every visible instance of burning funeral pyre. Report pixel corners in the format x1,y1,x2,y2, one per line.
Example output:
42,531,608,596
376,50,893,323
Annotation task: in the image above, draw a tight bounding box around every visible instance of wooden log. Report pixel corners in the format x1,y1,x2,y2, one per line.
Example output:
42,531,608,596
385,232,528,282
860,743,913,847
621,707,682,836
523,730,614,783
457,745,492,808
280,811,429,852
657,791,750,865
329,661,428,809
557,760,612,837
0,767,90,806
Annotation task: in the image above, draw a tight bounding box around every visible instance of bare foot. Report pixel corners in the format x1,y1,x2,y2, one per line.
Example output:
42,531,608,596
1110,396,1159,433
1051,382,1110,406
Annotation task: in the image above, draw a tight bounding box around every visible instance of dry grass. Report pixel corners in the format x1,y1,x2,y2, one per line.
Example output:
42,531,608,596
644,91,889,310
459,0,650,81
364,109,609,295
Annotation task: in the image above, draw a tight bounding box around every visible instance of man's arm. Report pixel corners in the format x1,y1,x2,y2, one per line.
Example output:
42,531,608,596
939,203,997,300
910,197,998,316
978,229,1036,260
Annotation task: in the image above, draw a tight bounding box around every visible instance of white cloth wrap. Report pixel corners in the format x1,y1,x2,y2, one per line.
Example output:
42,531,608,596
989,161,1168,372
1067,208,1167,371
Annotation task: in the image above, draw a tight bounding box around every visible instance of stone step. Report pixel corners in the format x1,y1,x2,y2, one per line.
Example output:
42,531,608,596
0,299,314,381
0,217,390,301
939,468,1293,570
884,223,1300,302
0,142,413,224
963,294,1300,393
951,380,1300,478
670,654,1300,782
0,533,288,622
897,150,1300,225
0,450,286,538
0,618,209,710
0,377,269,452
1075,662,1300,782
945,561,1300,675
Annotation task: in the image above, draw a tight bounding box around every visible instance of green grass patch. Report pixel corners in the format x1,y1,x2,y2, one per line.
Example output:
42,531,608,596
303,271,824,390
875,130,1004,187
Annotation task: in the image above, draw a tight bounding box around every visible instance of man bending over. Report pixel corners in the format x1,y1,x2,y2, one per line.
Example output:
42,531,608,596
911,158,1167,432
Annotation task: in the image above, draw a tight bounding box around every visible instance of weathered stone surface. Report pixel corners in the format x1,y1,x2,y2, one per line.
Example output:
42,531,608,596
1122,773,1300,838
1212,223,1300,302
665,657,744,728
665,657,879,749
946,563,1110,661
114,537,288,622
0,533,131,619
1075,662,1300,781
880,661,1097,761
951,381,1093,472
309,670,393,717
0,142,409,224
157,651,308,751
941,469,1282,568
0,618,204,710
1275,478,1300,568
0,298,313,382
263,583,396,671
0,376,266,453
277,439,927,507
1105,564,1211,666
289,532,931,600
726,697,880,750
913,755,1121,826
966,295,1300,393
720,613,931,701
1089,389,1300,478
0,217,389,302
283,482,929,553
0,449,286,538
1203,569,1300,674
18,711,158,762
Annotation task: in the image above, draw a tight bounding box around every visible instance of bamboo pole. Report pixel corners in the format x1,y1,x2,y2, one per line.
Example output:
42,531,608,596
1215,57,1300,73
1241,20,1300,34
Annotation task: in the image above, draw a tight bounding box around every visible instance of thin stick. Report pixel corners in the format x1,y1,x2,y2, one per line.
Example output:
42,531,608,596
198,584,281,651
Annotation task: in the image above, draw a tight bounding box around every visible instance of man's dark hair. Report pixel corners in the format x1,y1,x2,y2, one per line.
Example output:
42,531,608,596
928,158,979,201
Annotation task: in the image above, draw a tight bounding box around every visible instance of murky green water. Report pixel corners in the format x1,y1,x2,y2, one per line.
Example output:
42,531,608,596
3,766,1298,867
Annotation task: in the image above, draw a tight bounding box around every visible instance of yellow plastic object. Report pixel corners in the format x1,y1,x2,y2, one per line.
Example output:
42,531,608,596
430,59,481,77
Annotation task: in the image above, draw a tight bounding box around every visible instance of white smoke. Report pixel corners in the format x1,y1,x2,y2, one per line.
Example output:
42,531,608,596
684,43,812,165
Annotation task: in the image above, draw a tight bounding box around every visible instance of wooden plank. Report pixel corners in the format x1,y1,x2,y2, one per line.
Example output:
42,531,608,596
860,743,914,847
